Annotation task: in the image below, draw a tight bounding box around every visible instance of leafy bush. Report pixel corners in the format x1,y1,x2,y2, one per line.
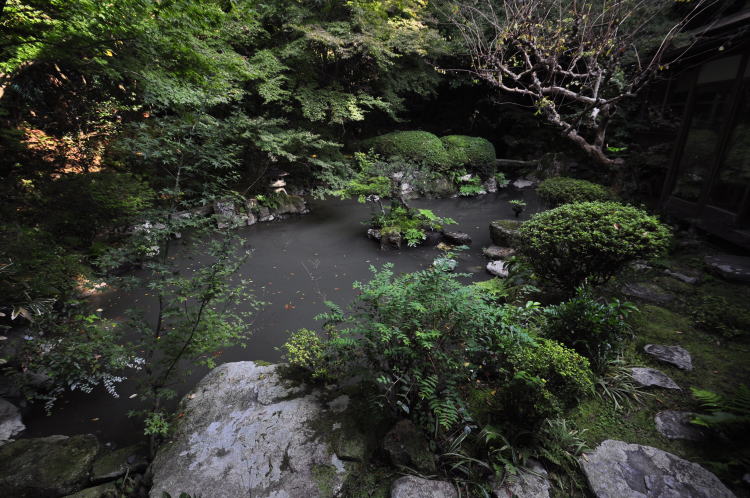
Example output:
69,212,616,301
543,288,637,373
281,328,328,380
440,135,496,168
371,206,455,247
0,227,86,311
458,175,485,196
691,296,750,339
517,202,671,289
536,177,613,206
41,170,154,245
504,337,594,426
290,265,592,439
364,130,452,170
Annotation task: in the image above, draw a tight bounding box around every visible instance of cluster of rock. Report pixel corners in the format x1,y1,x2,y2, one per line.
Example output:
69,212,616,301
213,195,308,228
144,361,736,498
0,434,148,497
482,219,522,278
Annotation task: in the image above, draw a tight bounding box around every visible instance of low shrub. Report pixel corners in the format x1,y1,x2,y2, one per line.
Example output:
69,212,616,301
440,135,496,168
281,328,328,380
371,206,455,247
517,201,671,289
691,295,750,339
536,177,613,206
284,265,593,439
543,288,637,373
364,131,452,170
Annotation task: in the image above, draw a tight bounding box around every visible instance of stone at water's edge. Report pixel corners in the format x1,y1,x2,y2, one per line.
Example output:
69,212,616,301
0,434,100,497
483,245,516,260
483,177,498,193
149,362,368,498
581,439,735,498
90,444,148,483
630,367,680,390
0,397,25,444
493,458,550,498
655,411,709,442
489,219,522,247
512,178,537,189
487,260,509,278
442,231,472,246
390,476,457,498
644,344,693,371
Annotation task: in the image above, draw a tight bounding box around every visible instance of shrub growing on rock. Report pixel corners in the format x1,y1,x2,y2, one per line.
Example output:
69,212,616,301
536,177,613,206
518,202,671,289
440,135,496,168
364,131,452,170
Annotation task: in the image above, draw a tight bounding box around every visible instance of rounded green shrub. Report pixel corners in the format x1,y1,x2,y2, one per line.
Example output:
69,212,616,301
536,177,613,206
364,130,452,170
518,201,671,288
440,135,496,168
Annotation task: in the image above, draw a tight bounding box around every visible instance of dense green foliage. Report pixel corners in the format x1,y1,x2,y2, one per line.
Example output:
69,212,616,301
440,135,496,167
364,130,453,170
286,264,593,436
691,295,750,340
518,202,671,289
543,288,637,373
536,177,613,207
372,206,455,247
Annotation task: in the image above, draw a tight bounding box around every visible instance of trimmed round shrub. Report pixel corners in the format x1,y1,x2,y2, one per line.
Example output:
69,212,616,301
518,201,671,288
536,177,613,206
364,130,452,170
440,135,496,168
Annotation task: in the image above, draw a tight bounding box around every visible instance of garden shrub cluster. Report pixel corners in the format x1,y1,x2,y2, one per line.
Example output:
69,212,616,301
365,130,496,174
518,201,671,289
440,135,496,167
543,287,637,373
371,206,455,247
283,264,594,443
365,131,453,170
536,177,613,206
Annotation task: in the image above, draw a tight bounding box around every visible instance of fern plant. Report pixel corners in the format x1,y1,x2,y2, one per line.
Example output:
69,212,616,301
691,385,750,432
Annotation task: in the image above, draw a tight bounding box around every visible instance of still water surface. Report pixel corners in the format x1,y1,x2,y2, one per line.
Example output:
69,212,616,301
24,190,541,445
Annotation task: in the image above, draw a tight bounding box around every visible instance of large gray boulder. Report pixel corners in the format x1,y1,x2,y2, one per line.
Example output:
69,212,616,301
487,260,509,278
0,434,99,497
90,444,148,483
489,220,522,247
390,476,457,498
581,439,734,498
150,362,368,498
0,397,25,444
493,459,550,498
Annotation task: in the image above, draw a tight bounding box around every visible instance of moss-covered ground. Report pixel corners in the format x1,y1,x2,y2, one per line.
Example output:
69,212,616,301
566,241,750,497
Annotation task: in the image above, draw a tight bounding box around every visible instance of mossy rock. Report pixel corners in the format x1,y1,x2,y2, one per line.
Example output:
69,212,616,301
0,434,100,497
440,135,496,168
363,131,452,170
489,219,523,246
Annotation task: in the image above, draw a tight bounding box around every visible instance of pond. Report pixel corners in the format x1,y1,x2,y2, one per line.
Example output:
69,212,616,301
22,189,542,446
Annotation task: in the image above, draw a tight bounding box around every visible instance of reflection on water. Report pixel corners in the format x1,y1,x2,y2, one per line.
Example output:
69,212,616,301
23,190,542,445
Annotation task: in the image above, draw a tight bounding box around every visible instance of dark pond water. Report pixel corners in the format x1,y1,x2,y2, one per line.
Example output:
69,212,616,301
23,189,542,446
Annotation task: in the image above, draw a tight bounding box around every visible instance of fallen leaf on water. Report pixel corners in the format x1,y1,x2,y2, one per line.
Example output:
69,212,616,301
129,394,138,399
284,304,296,310
91,418,100,422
